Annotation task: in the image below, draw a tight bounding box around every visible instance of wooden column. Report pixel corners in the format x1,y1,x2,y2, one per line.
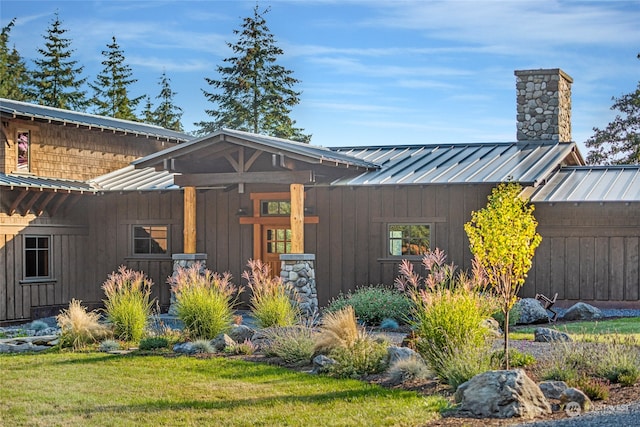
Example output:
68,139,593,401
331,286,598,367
290,183,304,254
183,186,197,254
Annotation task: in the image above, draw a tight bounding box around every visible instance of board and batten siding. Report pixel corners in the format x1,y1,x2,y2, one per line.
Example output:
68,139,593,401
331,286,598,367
0,203,90,322
524,202,640,304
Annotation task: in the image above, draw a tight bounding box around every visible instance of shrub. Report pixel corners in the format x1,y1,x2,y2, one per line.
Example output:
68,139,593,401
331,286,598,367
395,249,498,385
29,320,49,332
325,285,413,326
492,348,536,368
491,304,521,327
594,337,640,386
56,299,110,350
225,339,257,355
314,306,361,354
139,336,170,351
387,357,431,383
327,337,389,378
98,339,121,352
379,318,400,331
191,339,215,354
263,326,316,366
169,263,241,340
242,259,299,328
571,375,610,401
102,266,154,342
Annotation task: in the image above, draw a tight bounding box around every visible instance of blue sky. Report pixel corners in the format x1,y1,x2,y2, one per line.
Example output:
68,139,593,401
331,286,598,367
2,1,639,156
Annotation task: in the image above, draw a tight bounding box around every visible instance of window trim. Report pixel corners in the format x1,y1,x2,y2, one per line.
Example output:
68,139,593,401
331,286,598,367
23,235,52,280
385,223,432,259
131,224,170,258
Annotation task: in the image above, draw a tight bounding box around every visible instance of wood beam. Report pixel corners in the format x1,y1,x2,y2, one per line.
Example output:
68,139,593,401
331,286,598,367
48,193,70,217
22,192,43,216
36,192,57,216
183,186,197,254
239,216,319,225
176,170,315,187
9,190,29,216
290,184,304,254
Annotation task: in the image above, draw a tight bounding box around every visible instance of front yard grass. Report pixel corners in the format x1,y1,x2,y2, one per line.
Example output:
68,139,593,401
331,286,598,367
0,352,443,426
510,317,640,342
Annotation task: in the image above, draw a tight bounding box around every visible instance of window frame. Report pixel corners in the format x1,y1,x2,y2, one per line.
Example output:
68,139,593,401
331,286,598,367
23,235,52,280
16,129,31,172
386,223,432,259
131,224,170,257
260,200,292,216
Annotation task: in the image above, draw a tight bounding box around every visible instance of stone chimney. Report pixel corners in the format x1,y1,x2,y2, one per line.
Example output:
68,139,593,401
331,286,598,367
515,68,573,142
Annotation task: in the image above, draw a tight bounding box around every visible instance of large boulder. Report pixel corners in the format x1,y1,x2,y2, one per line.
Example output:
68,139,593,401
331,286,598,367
387,345,424,365
560,387,592,412
455,369,552,419
534,327,572,343
227,324,256,344
562,303,602,321
538,380,569,400
515,298,550,324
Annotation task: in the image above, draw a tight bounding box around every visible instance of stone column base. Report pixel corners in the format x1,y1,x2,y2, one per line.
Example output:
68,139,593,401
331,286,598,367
280,254,318,318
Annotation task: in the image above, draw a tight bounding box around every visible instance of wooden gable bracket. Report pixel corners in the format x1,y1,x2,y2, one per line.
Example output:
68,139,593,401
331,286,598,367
22,191,43,216
48,193,70,217
36,192,57,216
8,189,29,216
223,147,263,193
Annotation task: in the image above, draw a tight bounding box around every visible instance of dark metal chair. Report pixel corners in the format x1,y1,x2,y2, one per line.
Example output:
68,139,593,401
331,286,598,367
535,292,558,322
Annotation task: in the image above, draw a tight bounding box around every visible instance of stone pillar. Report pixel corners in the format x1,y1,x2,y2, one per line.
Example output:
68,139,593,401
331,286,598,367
168,253,207,315
280,254,318,318
515,68,573,142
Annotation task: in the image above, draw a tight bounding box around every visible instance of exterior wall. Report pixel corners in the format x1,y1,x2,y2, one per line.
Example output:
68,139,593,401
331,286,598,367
0,191,91,322
524,202,640,305
515,69,573,142
1,118,174,180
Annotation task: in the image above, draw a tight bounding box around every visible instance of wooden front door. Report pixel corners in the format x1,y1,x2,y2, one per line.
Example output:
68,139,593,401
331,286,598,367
261,226,292,277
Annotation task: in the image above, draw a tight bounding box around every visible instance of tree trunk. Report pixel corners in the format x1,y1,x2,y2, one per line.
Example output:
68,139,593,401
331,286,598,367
504,308,510,369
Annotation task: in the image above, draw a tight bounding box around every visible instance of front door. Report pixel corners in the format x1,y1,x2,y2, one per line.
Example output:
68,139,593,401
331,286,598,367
261,226,292,277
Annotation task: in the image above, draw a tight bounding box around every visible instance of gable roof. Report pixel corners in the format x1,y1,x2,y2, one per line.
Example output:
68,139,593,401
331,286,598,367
531,165,640,202
0,98,192,143
0,173,96,193
132,128,379,170
330,141,582,186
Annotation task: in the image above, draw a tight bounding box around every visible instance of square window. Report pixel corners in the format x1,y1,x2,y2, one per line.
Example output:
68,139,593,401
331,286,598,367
133,225,168,255
388,224,430,257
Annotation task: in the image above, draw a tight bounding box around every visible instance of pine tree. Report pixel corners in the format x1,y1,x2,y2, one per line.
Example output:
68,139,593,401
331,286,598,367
585,53,640,165
196,5,310,142
90,36,142,120
0,18,31,101
31,12,87,110
141,96,155,124
152,71,183,131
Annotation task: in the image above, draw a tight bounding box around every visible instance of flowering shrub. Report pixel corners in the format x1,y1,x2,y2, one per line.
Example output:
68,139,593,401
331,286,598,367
169,262,242,340
102,266,154,342
325,285,412,326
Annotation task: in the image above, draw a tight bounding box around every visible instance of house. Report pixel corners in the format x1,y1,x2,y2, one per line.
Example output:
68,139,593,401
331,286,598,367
1,68,638,324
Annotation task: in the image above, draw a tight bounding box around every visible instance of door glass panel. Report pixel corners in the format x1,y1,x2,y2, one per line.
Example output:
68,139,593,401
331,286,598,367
265,228,292,254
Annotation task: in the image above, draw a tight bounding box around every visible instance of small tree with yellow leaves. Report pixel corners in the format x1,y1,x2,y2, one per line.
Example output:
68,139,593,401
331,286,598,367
464,182,542,369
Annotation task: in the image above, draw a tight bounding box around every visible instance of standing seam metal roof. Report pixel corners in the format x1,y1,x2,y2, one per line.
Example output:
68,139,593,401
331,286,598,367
0,173,96,193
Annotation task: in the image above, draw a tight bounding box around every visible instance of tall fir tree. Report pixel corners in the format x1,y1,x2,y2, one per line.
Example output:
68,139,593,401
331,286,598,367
0,18,31,101
152,71,183,131
196,5,310,142
585,53,640,165
141,96,155,124
31,12,87,110
90,36,142,120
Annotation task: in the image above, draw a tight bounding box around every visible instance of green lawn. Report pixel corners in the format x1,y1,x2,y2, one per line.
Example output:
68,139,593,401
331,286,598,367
0,352,444,426
510,317,640,342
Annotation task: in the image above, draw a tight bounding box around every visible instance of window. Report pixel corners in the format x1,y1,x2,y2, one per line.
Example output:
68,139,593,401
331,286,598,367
261,200,291,216
25,236,50,278
17,130,30,171
265,228,292,254
388,224,430,256
133,225,168,255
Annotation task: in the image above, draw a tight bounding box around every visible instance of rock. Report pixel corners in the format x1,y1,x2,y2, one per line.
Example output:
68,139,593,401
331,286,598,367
227,324,255,344
562,303,602,321
482,317,503,337
455,369,552,419
387,345,423,365
515,298,550,324
173,342,195,354
211,333,236,352
534,327,572,343
312,355,336,374
538,380,568,400
560,387,592,412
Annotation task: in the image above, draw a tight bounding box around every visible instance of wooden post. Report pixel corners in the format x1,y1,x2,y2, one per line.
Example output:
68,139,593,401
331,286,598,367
183,186,197,254
290,183,304,254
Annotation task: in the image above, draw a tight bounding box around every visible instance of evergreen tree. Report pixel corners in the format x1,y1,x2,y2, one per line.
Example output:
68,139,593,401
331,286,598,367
152,71,183,131
0,18,31,101
196,5,310,142
90,36,142,120
141,96,155,123
586,53,640,165
31,12,87,110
